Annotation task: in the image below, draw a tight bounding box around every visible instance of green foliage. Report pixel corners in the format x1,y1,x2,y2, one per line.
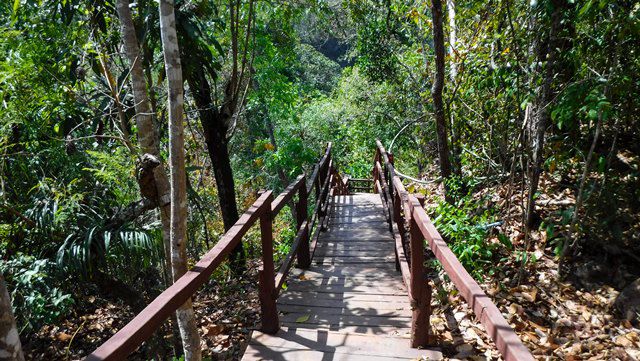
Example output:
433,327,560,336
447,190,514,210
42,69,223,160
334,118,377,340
294,43,341,93
0,254,73,333
432,178,508,279
299,68,405,177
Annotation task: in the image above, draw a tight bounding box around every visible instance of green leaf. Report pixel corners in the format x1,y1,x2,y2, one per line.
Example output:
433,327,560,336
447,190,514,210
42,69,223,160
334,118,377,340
597,156,606,173
11,0,20,24
497,234,513,250
295,314,310,323
588,109,598,120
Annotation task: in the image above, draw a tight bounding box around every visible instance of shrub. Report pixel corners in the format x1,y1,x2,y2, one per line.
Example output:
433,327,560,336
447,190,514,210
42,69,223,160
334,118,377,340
0,254,74,333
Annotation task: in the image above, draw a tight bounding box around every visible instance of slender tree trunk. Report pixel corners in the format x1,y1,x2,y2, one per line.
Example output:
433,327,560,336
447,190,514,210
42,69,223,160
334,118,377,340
559,112,602,272
115,0,173,284
446,0,462,175
431,0,453,201
446,0,457,81
184,67,243,265
159,1,202,360
0,274,24,361
525,2,561,229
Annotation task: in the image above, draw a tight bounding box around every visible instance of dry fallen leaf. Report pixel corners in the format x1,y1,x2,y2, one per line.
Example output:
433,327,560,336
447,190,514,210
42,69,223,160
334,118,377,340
522,287,538,302
203,324,225,337
298,274,310,281
57,332,72,342
614,334,633,347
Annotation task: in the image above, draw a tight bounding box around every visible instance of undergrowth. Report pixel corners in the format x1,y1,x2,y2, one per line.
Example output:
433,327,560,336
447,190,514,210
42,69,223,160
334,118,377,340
431,177,512,280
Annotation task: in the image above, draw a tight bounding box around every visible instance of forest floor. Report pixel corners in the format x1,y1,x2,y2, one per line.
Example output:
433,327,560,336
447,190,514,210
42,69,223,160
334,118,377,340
22,174,640,360
419,171,640,360
23,264,261,361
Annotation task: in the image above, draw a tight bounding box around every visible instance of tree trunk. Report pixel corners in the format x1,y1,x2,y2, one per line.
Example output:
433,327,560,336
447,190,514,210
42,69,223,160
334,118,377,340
184,67,244,266
115,0,173,284
159,0,202,360
446,0,457,81
0,274,24,361
525,2,562,229
430,0,453,201
446,0,462,175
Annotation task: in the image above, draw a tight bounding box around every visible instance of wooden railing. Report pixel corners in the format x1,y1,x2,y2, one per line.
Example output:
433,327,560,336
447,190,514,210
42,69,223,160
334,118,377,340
86,143,340,360
372,140,534,361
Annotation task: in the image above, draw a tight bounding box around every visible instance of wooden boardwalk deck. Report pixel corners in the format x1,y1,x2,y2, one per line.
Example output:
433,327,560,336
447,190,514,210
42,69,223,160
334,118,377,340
242,194,442,360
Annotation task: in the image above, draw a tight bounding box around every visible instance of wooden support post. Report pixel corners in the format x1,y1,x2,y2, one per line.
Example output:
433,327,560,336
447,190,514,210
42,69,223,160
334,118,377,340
409,214,432,348
296,180,311,268
388,153,395,200
318,157,330,217
372,150,379,194
258,192,279,334
393,191,402,271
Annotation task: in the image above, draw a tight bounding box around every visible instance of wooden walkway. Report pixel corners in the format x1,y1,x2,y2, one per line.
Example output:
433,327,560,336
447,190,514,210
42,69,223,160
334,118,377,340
87,142,533,361
242,194,442,360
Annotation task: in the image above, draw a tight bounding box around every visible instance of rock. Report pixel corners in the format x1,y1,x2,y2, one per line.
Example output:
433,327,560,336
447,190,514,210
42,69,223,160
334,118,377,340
614,278,640,324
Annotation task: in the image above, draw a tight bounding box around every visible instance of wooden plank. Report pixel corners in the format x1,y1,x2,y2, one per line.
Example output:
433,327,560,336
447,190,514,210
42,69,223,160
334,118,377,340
314,258,396,265
279,312,411,327
285,283,407,296
320,227,391,237
328,215,388,224
311,261,398,271
314,253,396,261
278,293,411,311
323,225,392,233
319,237,394,244
278,304,410,317
285,277,406,292
278,323,413,336
329,207,384,214
283,274,406,288
319,229,393,240
288,275,407,288
243,345,440,361
331,203,381,209
279,290,409,303
285,265,401,279
315,243,394,251
329,209,385,217
246,328,442,359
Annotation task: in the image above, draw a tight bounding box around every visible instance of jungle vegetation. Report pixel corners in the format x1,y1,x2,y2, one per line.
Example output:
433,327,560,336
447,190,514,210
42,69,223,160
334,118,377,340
0,0,638,359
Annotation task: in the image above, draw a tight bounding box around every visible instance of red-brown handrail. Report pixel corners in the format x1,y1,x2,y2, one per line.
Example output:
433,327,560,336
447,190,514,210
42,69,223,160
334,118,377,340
86,143,337,360
373,140,534,361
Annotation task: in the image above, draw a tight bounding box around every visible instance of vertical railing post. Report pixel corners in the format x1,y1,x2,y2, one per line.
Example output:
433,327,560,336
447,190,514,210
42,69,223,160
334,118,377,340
388,152,395,200
318,153,330,216
372,149,379,194
393,190,403,271
409,204,432,347
296,179,311,268
258,191,279,334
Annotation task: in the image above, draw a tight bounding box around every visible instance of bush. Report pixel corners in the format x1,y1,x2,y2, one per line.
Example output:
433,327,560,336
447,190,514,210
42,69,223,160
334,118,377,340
431,178,511,279
0,254,73,333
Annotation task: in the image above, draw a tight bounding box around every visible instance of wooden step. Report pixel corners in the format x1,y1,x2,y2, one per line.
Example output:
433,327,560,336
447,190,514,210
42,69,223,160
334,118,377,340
242,327,442,360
